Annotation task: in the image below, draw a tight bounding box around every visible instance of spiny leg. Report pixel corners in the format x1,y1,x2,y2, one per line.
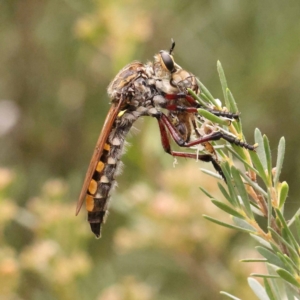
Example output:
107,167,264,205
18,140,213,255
160,113,255,151
156,113,225,180
163,92,240,120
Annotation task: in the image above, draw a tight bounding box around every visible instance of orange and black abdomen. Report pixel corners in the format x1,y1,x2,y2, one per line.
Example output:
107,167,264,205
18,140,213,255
85,117,133,238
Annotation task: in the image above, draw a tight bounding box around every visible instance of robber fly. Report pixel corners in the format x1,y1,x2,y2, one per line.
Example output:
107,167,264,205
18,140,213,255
77,40,255,238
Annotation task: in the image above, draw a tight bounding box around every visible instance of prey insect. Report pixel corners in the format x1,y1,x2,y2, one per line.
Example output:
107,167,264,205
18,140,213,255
77,40,255,238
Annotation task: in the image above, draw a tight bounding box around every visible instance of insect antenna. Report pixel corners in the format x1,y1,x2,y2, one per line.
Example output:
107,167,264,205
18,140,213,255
169,38,176,55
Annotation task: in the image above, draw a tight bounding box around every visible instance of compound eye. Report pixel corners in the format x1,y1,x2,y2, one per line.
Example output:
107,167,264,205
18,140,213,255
160,51,175,73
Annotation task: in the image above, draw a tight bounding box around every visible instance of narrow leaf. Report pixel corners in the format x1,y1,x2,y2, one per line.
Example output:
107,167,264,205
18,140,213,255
203,215,256,233
268,227,298,258
217,182,236,207
201,168,224,180
273,137,285,187
226,89,242,135
197,79,219,107
187,88,209,107
220,291,241,300
277,252,298,274
263,278,276,300
278,181,289,210
198,108,231,126
226,88,239,114
249,150,269,185
266,264,282,300
250,234,272,249
199,187,214,199
226,146,257,173
288,209,300,227
255,128,267,170
251,274,279,279
275,208,299,251
231,167,253,219
267,189,272,229
221,162,240,207
285,284,300,300
239,171,268,198
241,258,268,263
256,246,285,268
217,61,229,108
263,135,272,182
276,269,300,287
248,277,270,300
232,216,257,232
292,214,300,240
211,199,245,219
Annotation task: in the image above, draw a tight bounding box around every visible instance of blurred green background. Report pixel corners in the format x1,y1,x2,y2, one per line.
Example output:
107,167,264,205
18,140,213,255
1,0,300,299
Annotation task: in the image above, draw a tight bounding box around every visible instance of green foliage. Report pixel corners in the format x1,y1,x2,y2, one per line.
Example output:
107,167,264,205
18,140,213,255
1,1,300,299
199,64,300,299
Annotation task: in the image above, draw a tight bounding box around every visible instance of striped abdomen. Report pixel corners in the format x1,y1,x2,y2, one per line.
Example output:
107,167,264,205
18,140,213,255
86,114,134,238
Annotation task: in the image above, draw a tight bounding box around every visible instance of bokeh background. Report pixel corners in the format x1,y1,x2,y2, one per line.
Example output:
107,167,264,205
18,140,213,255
1,0,300,299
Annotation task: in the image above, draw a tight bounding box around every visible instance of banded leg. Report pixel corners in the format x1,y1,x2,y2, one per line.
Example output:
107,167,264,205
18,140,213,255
156,113,225,180
163,92,240,120
160,113,255,151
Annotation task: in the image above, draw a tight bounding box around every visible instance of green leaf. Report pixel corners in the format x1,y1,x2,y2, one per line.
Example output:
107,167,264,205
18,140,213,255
226,146,257,173
201,168,224,180
217,182,236,207
251,274,279,279
263,135,272,182
263,278,276,300
187,88,209,107
217,61,229,108
211,199,245,219
266,264,282,300
249,150,269,186
203,215,256,233
197,79,219,107
267,189,272,229
226,88,239,114
226,89,242,133
221,162,240,208
255,128,267,170
275,208,299,252
239,171,268,198
285,284,300,300
241,258,268,263
268,227,298,258
220,291,241,300
287,208,300,227
276,252,298,274
232,216,257,232
276,269,300,287
231,167,253,219
248,277,270,300
199,187,214,199
198,108,231,126
273,137,285,187
256,246,285,268
278,181,289,210
250,234,272,249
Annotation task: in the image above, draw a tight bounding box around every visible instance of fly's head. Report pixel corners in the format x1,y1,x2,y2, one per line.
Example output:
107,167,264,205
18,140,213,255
154,40,199,95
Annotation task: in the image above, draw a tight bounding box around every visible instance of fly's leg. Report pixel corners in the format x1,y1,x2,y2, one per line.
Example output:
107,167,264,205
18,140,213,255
163,92,240,120
163,92,200,107
160,112,255,151
156,112,225,180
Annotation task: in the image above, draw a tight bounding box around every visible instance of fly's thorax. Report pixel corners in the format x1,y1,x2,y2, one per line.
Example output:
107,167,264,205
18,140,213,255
171,69,199,93
107,61,146,101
